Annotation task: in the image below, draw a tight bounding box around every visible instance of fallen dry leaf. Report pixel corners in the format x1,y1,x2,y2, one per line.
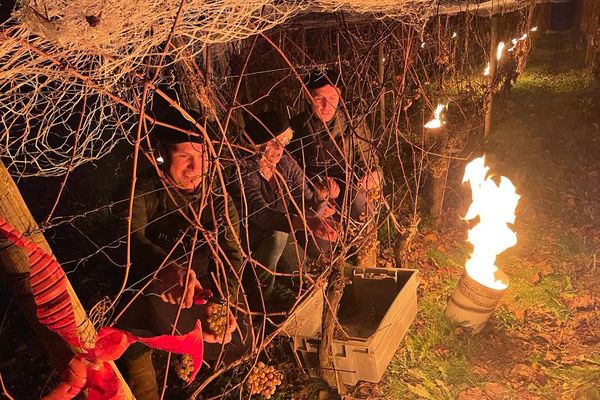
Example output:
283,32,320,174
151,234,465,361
454,326,468,336
472,365,490,376
530,272,541,284
432,344,450,358
570,294,597,311
535,261,554,275
543,351,558,361
514,308,526,322
510,364,546,386
424,233,438,242
457,388,485,400
514,388,545,400
483,382,510,400
354,382,383,398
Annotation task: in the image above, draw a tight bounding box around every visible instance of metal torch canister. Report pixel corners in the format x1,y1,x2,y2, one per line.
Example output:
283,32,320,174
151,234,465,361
445,271,509,333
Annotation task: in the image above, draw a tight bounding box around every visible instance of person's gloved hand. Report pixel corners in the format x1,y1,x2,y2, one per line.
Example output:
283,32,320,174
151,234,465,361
358,170,383,192
315,177,340,201
155,263,202,308
306,215,338,242
315,201,336,219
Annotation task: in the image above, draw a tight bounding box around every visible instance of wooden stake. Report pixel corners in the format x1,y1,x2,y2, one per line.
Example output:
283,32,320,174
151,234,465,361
378,37,386,128
0,160,132,397
484,14,500,141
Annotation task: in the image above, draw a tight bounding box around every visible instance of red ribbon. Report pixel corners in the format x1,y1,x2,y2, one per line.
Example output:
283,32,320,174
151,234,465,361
0,218,208,399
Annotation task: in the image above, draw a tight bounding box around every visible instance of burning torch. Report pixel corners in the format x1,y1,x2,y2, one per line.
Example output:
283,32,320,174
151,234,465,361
445,156,520,333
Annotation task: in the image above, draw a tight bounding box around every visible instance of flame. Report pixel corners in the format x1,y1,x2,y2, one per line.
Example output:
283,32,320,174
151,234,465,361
451,32,458,39
530,26,538,32
424,103,446,129
508,33,529,52
463,157,520,290
496,41,505,61
483,62,490,76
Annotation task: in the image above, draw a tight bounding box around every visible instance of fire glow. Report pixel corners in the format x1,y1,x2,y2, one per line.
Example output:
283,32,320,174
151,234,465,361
424,103,446,129
463,157,520,290
496,41,505,61
508,34,529,52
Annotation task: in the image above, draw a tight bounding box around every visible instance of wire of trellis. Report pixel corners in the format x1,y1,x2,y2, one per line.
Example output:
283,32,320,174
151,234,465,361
0,0,532,176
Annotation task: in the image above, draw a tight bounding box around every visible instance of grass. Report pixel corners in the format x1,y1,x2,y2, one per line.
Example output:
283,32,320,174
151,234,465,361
383,31,600,400
385,242,481,399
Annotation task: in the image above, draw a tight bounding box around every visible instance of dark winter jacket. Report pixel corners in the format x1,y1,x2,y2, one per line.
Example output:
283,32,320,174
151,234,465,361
288,110,379,183
116,168,243,334
232,153,322,233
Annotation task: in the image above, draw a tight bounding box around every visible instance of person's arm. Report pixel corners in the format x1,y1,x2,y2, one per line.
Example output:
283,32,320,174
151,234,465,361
283,155,319,208
283,155,339,219
353,120,383,192
281,156,338,241
353,121,379,171
206,195,244,300
288,114,309,169
128,183,171,282
128,180,201,308
242,167,296,233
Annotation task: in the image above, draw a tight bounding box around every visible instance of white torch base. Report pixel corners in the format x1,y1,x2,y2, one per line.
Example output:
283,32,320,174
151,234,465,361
445,271,509,333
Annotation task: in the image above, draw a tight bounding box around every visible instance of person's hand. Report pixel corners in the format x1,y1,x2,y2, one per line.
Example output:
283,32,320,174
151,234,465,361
202,304,237,344
315,201,336,219
306,216,338,242
315,177,340,201
155,263,202,308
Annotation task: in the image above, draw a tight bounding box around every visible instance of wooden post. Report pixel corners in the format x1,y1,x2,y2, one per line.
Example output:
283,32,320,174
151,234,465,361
378,37,386,129
484,14,500,141
0,160,132,397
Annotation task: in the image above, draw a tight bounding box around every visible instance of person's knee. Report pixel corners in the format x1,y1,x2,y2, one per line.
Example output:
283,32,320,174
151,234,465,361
351,190,374,220
270,231,289,252
257,231,289,261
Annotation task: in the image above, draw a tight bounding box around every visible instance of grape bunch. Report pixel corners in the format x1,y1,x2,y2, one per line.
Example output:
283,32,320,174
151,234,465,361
246,362,283,399
174,354,194,382
207,303,228,337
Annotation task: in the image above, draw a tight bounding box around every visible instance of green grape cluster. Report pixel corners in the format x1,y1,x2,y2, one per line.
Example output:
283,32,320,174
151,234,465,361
207,303,228,337
246,362,283,399
174,354,194,382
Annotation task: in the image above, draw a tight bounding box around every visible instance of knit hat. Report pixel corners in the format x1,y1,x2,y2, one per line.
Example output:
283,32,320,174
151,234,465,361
304,69,340,90
244,111,290,146
151,93,203,144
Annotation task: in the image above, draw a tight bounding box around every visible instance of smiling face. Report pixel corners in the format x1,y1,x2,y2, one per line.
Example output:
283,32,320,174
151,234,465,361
309,84,340,123
261,128,293,166
165,141,208,192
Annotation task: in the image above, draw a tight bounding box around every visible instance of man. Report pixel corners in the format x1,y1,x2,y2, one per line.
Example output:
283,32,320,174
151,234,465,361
233,111,338,308
116,107,245,400
289,69,382,221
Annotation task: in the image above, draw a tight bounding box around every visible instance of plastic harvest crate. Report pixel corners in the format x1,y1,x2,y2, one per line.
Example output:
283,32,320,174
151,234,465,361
279,267,418,386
